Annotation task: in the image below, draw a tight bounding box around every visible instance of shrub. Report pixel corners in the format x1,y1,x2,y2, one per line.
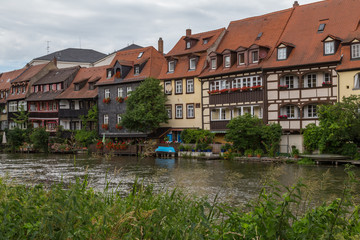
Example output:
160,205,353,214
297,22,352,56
74,129,97,147
245,149,253,157
30,128,50,153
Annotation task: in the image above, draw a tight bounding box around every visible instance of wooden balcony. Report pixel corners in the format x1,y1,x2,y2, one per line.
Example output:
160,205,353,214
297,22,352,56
58,109,89,118
209,90,263,105
210,120,229,130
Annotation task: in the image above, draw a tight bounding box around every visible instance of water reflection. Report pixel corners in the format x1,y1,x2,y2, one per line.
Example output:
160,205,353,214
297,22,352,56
0,153,358,206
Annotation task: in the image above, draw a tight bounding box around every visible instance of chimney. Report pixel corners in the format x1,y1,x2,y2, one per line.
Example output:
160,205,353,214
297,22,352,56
186,29,192,36
52,56,57,67
293,1,299,7
158,37,164,54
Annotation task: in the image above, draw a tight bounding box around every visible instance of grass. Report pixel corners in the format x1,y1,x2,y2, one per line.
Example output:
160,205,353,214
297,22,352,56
1,165,360,239
297,157,316,165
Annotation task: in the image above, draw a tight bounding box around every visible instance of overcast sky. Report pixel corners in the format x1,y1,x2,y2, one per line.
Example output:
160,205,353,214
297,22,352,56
0,0,317,73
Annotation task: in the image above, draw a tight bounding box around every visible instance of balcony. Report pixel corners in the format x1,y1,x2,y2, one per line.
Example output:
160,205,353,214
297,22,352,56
29,112,58,118
209,90,263,105
210,120,229,130
58,109,89,118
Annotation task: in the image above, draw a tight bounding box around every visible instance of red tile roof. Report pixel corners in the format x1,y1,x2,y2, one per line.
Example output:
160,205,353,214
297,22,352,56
96,46,165,86
0,68,27,91
336,45,360,71
11,63,48,83
57,65,108,99
200,8,293,77
264,0,360,69
159,28,225,80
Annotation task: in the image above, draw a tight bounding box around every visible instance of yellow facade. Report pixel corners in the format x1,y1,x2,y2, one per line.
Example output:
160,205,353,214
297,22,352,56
338,70,360,101
161,77,202,129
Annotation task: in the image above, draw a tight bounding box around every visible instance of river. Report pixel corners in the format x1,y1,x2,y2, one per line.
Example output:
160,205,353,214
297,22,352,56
0,153,359,207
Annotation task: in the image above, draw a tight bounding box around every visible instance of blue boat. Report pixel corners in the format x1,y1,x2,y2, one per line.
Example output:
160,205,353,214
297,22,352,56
155,146,176,153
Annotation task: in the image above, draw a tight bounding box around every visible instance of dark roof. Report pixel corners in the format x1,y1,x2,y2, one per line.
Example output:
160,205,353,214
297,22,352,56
27,90,64,102
33,66,80,85
34,48,106,63
119,44,143,52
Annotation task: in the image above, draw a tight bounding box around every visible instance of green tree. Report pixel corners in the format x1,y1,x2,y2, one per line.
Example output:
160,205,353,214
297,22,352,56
7,128,24,152
12,105,29,128
75,104,98,147
30,127,50,153
261,123,282,157
122,77,168,133
303,123,322,153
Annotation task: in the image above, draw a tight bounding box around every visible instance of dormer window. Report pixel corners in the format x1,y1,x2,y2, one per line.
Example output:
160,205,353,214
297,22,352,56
186,41,191,49
224,56,230,68
134,65,140,75
107,69,113,79
238,53,245,65
75,84,80,91
89,83,95,90
251,51,259,63
324,41,335,55
203,38,209,45
115,68,121,78
189,58,196,70
168,61,175,73
352,43,360,59
277,47,287,60
211,58,216,70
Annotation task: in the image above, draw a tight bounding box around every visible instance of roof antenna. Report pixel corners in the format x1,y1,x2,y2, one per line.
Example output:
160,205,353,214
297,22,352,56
46,41,51,54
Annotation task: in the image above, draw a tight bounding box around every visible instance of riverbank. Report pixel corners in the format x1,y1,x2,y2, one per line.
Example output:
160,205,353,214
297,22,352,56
1,170,360,239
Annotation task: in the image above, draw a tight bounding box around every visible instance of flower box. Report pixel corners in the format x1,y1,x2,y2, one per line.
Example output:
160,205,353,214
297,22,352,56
124,96,128,101
115,124,123,130
115,97,123,103
102,124,109,130
322,81,332,87
278,85,288,90
251,85,263,91
219,89,229,94
208,90,220,95
240,86,250,92
278,115,288,119
103,98,111,104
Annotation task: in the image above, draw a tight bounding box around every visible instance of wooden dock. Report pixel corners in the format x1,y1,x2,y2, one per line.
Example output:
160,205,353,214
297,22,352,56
300,154,359,166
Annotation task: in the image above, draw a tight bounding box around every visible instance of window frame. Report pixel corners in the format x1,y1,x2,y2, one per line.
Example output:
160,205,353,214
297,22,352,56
104,89,110,98
189,58,196,70
164,81,172,95
186,79,194,93
351,43,360,59
165,105,172,119
324,41,335,55
251,50,259,63
175,80,183,94
224,55,231,68
117,87,123,98
175,104,183,119
211,58,216,70
168,61,175,73
305,73,317,88
126,86,132,96
277,47,287,60
103,114,109,124
186,103,195,119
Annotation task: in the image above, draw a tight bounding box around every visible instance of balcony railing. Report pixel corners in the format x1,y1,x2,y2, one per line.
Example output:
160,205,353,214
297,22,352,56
210,120,229,130
209,90,263,105
58,109,89,118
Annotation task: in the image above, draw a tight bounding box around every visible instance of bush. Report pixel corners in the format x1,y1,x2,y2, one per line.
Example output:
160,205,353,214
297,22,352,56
30,128,49,153
7,128,28,152
303,123,321,153
340,142,358,157
180,129,215,145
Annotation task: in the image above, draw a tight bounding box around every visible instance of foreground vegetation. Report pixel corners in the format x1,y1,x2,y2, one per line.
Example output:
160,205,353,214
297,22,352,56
1,166,360,239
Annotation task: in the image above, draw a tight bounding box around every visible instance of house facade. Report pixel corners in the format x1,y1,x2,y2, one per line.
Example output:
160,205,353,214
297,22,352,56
158,28,226,142
96,46,165,139
26,66,80,132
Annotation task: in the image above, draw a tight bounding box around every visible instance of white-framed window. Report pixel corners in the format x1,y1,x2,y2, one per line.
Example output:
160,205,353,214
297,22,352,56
104,89,110,98
278,48,287,60
168,61,175,72
305,74,317,88
186,79,194,93
203,39,209,44
18,101,27,111
29,103,36,112
186,41,191,49
9,101,17,112
104,114,109,124
354,73,360,89
187,104,194,118
57,83,62,90
127,86,132,96
165,105,172,119
281,105,300,119
175,105,183,119
251,51,259,63
107,70,112,78
232,76,262,88
304,104,317,118
324,41,335,55
134,66,140,75
117,87,123,97
189,58,196,70
175,80,182,94
324,73,331,83
280,75,299,89
238,52,245,65
117,114,122,124
351,43,360,59
164,81,172,94
211,58,216,69
210,80,229,91
224,56,231,68
211,108,230,121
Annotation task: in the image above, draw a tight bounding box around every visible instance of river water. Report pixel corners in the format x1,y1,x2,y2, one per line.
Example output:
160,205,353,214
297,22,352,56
0,153,359,207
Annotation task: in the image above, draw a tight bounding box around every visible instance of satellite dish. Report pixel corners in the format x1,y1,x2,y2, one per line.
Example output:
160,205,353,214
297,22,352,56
165,84,172,92
2,109,6,114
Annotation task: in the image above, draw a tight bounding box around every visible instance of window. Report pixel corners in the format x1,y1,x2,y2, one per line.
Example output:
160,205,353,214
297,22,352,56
164,81,172,94
127,87,132,96
232,76,262,88
251,51,259,63
134,66,140,75
18,101,26,111
168,61,175,72
186,79,194,93
89,83,95,90
278,48,287,60
210,80,229,91
203,38,208,44
224,56,230,68
211,108,229,121
104,89,110,98
318,23,326,32
9,101,17,112
175,80,182,94
57,83,62,90
324,73,331,83
107,69,112,78
324,41,335,55
187,104,194,118
305,74,317,88
305,105,317,118
352,43,360,59
175,105,183,119
189,58,196,70
22,86,26,93
117,87,123,97
211,58,216,69
354,73,360,89
30,103,36,112
74,84,79,91
137,52,143,58
117,114,122,124
186,41,191,49
104,114,109,124
280,75,299,89
286,105,297,119
165,105,172,119
238,53,245,65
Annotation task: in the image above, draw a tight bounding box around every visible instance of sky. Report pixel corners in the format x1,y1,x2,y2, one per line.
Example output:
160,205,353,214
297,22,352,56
0,0,318,73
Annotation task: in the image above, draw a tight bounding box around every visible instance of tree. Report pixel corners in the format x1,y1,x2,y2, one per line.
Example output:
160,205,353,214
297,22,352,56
75,104,98,147
13,105,29,128
30,127,50,153
122,78,169,133
7,128,24,152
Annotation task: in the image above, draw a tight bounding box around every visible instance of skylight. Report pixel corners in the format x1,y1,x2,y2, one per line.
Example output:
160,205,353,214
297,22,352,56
256,32,263,40
318,23,326,32
137,52,143,58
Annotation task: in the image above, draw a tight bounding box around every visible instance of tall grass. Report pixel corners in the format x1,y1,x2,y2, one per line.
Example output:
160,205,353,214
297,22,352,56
1,165,360,239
